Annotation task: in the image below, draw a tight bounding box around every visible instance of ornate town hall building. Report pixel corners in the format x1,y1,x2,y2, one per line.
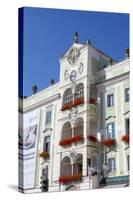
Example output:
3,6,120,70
19,33,130,193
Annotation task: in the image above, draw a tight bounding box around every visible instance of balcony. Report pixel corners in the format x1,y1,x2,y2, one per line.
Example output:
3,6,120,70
73,97,84,107
61,102,73,111
61,97,84,111
59,135,84,147
59,138,73,146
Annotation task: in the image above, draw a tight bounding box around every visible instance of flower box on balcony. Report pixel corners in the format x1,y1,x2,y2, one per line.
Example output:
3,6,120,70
89,98,96,105
39,151,49,158
103,139,116,147
73,97,84,107
59,138,73,146
121,135,129,144
61,102,73,111
72,135,84,143
88,135,97,142
59,174,82,184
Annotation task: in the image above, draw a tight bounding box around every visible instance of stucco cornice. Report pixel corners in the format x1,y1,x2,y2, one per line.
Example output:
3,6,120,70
22,93,61,113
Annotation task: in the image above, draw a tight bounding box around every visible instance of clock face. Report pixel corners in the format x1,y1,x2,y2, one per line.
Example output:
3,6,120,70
70,70,77,81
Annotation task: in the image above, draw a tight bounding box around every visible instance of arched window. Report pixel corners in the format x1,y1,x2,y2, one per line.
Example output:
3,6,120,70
63,88,73,105
61,156,72,176
62,122,72,140
75,83,84,100
74,118,84,137
73,154,83,175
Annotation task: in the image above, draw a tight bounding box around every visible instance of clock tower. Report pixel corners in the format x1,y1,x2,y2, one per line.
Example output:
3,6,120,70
55,32,112,191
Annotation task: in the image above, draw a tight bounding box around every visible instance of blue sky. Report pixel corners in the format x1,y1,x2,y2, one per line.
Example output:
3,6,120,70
22,7,129,97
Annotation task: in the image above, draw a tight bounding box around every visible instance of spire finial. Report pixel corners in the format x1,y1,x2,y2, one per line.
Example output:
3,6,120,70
125,48,129,58
32,84,38,94
74,32,78,43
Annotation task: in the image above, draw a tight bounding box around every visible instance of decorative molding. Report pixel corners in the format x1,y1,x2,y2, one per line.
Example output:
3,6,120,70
23,93,61,113
105,115,116,121
123,111,130,115
68,107,78,127
67,47,80,65
69,147,77,164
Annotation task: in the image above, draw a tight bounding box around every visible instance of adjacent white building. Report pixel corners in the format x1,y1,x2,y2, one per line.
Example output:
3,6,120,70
19,33,130,193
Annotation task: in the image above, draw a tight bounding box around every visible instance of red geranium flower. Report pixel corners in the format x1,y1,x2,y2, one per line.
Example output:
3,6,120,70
59,138,73,146
88,135,97,142
73,97,84,107
59,174,82,184
61,102,73,111
103,139,116,147
121,135,129,144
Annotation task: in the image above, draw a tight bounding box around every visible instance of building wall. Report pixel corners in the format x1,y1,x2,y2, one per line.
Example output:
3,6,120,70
21,42,130,192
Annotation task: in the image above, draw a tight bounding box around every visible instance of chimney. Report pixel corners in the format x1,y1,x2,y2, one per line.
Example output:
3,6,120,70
74,32,78,43
32,84,38,94
125,48,129,58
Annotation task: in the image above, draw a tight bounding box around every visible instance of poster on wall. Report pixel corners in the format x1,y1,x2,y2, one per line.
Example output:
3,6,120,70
18,110,40,190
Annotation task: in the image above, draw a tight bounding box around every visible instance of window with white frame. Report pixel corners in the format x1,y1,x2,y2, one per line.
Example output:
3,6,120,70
43,136,50,153
45,110,52,125
108,158,116,172
125,88,130,102
125,118,129,134
107,94,114,107
107,122,115,139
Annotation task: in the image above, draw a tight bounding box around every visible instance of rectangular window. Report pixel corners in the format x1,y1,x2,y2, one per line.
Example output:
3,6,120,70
125,118,129,134
43,136,50,153
108,158,116,172
45,111,52,125
107,94,114,107
107,122,115,139
127,155,130,171
125,88,130,102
